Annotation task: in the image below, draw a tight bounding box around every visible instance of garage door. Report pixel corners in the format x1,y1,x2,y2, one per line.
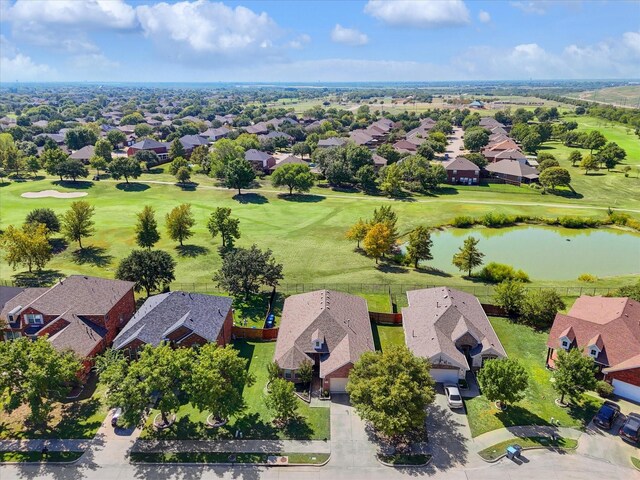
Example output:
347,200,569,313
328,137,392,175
430,368,460,384
612,380,640,402
329,377,349,393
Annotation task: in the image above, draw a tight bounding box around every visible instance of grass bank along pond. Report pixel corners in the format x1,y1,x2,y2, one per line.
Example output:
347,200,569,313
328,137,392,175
425,226,640,280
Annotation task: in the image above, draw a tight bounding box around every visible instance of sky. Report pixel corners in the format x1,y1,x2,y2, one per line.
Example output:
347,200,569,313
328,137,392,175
0,0,639,83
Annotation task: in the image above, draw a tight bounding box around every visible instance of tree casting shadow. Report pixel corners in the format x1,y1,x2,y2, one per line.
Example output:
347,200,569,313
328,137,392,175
277,193,325,203
175,244,209,258
116,182,150,192
12,269,64,287
72,245,113,267
52,180,94,190
233,193,268,204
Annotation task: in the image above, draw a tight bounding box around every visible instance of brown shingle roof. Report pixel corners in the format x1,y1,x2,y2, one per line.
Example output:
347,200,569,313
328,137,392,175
274,290,374,378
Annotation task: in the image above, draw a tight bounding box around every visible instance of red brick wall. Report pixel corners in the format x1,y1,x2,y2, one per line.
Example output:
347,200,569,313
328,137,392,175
322,362,353,390
37,318,69,338
104,288,136,344
167,325,193,342
607,368,640,388
216,309,234,346
179,333,208,348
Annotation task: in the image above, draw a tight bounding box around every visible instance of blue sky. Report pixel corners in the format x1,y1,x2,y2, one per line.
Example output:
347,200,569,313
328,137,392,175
1,0,639,82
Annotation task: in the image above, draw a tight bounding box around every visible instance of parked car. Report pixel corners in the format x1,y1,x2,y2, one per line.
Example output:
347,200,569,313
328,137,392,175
111,407,122,428
593,401,621,429
444,384,464,409
619,414,640,444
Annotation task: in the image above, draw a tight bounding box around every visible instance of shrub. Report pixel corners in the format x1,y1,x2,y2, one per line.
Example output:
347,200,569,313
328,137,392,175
481,212,517,228
451,216,476,228
595,381,614,398
578,273,598,283
608,211,631,226
480,262,530,283
556,216,600,228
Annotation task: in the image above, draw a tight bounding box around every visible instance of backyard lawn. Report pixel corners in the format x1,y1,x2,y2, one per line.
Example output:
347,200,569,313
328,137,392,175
464,317,602,437
0,374,108,440
371,323,405,352
140,340,330,441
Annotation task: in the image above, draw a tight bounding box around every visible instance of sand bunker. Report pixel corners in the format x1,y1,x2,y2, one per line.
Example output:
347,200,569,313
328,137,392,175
21,190,88,199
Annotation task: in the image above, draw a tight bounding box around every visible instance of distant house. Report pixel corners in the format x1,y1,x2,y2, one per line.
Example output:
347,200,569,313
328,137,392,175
126,138,169,161
372,154,388,171
245,149,276,170
402,287,507,383
0,276,136,375
269,155,308,172
274,290,375,393
35,133,65,145
349,130,375,147
243,122,269,135
202,126,231,141
179,134,210,156
469,100,485,109
485,159,539,185
69,145,95,164
113,292,234,354
442,157,480,185
393,139,419,154
317,137,347,148
546,296,640,402
260,130,294,143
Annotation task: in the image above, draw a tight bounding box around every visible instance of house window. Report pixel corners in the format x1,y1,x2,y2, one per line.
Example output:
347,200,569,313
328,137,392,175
284,369,292,379
590,349,597,357
4,331,21,341
561,340,569,349
25,314,43,325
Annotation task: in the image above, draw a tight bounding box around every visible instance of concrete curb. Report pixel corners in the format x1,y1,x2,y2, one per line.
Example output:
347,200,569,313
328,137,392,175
0,451,85,466
375,454,433,468
129,453,331,467
477,443,579,463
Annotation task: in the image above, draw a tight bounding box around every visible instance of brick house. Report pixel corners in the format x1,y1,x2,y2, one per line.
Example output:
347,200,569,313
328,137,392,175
546,296,640,402
442,157,480,185
0,276,136,375
112,291,233,354
126,138,169,161
485,159,539,185
273,290,375,394
245,149,276,171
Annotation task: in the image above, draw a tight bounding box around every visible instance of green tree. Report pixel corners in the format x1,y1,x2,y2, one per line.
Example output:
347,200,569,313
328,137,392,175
25,208,60,234
65,127,97,150
568,150,582,167
267,361,281,382
477,358,529,408
207,139,244,179
115,249,176,297
463,128,489,152
493,280,526,317
292,142,311,159
135,206,160,249
26,156,40,176
214,245,283,298
61,200,95,249
539,167,572,192
169,156,190,176
176,166,191,184
59,159,89,182
597,142,626,170
190,145,209,171
169,139,186,160
379,163,404,196
0,338,80,428
135,150,160,171
585,130,606,154
538,158,560,172
186,344,255,422
1,223,52,273
108,157,142,183
347,345,435,440
553,348,597,404
165,203,195,246
89,155,108,177
355,164,378,191
580,154,599,175
41,147,68,181
452,236,484,276
406,226,433,269
464,152,487,168
94,138,113,163
346,218,369,249
134,124,153,138
223,158,256,195
363,222,393,264
235,133,260,151
297,359,313,387
207,207,240,249
521,289,565,329
521,131,542,153
266,378,298,425
271,163,315,195
106,129,127,148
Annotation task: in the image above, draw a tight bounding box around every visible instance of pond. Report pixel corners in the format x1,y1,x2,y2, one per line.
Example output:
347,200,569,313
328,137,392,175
420,226,640,280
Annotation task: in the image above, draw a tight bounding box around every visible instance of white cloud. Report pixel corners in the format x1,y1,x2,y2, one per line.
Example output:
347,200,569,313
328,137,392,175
6,0,137,29
0,39,54,82
622,31,640,56
135,0,282,59
510,1,581,15
68,53,120,72
364,0,470,27
331,24,369,46
478,10,491,23
287,34,311,50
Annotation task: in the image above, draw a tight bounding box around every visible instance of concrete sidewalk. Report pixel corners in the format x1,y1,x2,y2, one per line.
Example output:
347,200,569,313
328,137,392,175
131,439,330,454
0,439,91,452
473,425,583,451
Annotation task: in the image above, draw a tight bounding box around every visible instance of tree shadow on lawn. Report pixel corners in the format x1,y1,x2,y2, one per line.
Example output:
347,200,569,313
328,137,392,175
175,244,209,258
50,237,68,254
546,188,584,200
12,269,64,287
277,193,325,203
177,182,199,191
52,180,94,190
416,266,452,277
565,397,602,427
116,182,150,192
233,292,283,327
376,263,409,274
72,245,113,267
233,193,269,204
494,405,551,429
235,413,279,440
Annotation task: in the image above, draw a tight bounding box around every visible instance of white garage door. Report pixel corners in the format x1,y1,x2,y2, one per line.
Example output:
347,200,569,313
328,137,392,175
612,380,640,402
430,368,460,384
329,377,349,393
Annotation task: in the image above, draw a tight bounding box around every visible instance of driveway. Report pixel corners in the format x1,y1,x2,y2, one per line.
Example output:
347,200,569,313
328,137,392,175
446,127,467,157
426,385,476,469
578,414,640,468
328,394,377,469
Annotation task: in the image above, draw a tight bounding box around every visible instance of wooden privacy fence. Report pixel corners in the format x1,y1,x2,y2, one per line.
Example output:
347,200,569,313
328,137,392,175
480,303,509,317
232,326,278,341
369,312,403,324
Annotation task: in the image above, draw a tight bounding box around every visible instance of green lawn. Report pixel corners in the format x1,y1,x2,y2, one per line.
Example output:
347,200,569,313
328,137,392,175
0,375,108,440
465,317,602,437
378,453,431,466
140,340,330,440
361,293,392,312
1,171,637,290
130,451,329,464
0,451,83,463
477,436,578,461
371,323,405,352
632,456,640,470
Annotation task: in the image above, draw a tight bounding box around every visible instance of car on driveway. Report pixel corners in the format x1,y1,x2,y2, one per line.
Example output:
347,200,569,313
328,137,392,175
111,407,122,428
619,413,640,444
593,401,621,429
444,384,464,409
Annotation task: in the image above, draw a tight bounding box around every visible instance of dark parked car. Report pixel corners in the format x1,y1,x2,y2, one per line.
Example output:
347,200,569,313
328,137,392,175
619,414,640,444
593,401,621,429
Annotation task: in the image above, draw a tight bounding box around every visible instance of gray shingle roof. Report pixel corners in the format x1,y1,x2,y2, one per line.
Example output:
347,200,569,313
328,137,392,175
113,291,233,350
486,159,539,179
